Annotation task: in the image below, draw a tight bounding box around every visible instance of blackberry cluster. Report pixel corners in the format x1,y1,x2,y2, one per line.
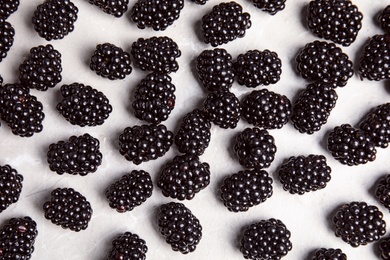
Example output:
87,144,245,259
132,73,176,124
240,218,292,260
131,36,181,73
131,0,184,31
296,41,354,87
379,5,390,34
88,0,129,17
201,2,251,47
0,18,15,62
0,165,23,213
191,0,207,5
157,154,210,200
175,109,211,156
43,187,93,232
253,0,286,15
32,0,79,41
157,202,202,254
380,237,390,260
307,0,363,46
359,34,390,81
0,0,19,19
278,155,332,195
118,124,173,165
327,124,377,166
203,91,241,129
312,248,347,260
241,89,292,129
57,83,112,127
234,127,277,169
196,48,235,92
220,169,273,212
105,170,153,213
359,103,390,148
0,216,38,259
0,83,45,137
291,82,338,134
375,174,390,211
333,201,386,247
19,44,62,91
47,133,103,175
107,232,148,260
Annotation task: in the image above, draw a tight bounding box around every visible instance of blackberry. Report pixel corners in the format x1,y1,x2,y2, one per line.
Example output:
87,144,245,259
190,0,207,5
196,48,235,92
291,82,338,134
157,202,202,254
174,109,211,156
278,154,332,195
131,0,184,31
296,40,354,87
312,248,347,260
241,89,291,129
131,36,181,73
118,124,173,165
0,164,23,213
379,5,390,34
105,170,153,213
56,83,113,127
240,218,292,260
234,49,282,88
327,124,377,166
0,83,45,137
43,187,93,232
32,0,79,41
47,133,103,176
220,169,273,212
90,43,132,80
0,0,20,19
358,34,390,81
359,103,390,148
203,91,241,129
157,154,210,200
253,0,286,15
234,127,277,170
375,174,390,211
201,2,251,47
307,0,363,46
88,0,129,17
333,201,386,247
380,237,390,260
132,73,176,124
0,216,38,259
19,44,62,91
0,18,15,62
107,232,148,260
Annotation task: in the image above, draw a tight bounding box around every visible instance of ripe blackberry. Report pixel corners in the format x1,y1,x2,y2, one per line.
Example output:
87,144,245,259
107,232,148,260
220,169,273,212
190,0,207,5
43,187,93,232
0,216,38,259
174,109,211,156
240,218,292,260
32,0,78,41
253,0,286,15
375,174,390,211
131,0,184,31
0,0,20,19
201,2,251,47
0,165,23,213
157,154,210,200
327,124,377,166
359,103,390,148
131,36,181,74
307,0,363,46
56,83,113,127
88,0,129,17
90,43,132,80
379,5,390,34
203,91,241,129
132,73,176,124
118,124,173,165
358,34,390,81
278,154,332,195
0,18,15,62
234,49,282,88
312,248,347,260
241,89,292,129
105,170,153,213
296,40,354,87
47,133,103,176
157,202,202,254
19,44,62,91
333,201,386,247
234,127,277,169
0,83,45,137
380,237,390,260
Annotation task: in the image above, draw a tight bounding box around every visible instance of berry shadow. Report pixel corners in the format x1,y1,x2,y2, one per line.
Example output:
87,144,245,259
97,232,120,260
299,3,309,33
325,202,344,234
368,173,387,201
304,248,318,260
352,36,369,78
384,80,390,95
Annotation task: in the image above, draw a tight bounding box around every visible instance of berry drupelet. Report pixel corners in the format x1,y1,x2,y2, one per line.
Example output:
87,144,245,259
375,174,390,211
0,0,19,19
43,187,93,232
107,232,148,260
359,103,390,148
312,248,347,260
0,164,23,213
333,201,386,247
201,2,251,47
0,18,15,62
88,0,129,18
380,237,390,260
105,170,153,213
220,169,273,212
379,5,390,34
253,0,286,15
157,202,202,254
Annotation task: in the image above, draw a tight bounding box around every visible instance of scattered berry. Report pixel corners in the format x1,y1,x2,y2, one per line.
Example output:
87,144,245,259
0,164,23,213
312,248,347,260
375,174,390,211
359,103,390,148
380,237,390,260
253,0,286,15
0,18,15,62
88,0,129,17
107,232,148,260
0,0,20,19
379,5,390,34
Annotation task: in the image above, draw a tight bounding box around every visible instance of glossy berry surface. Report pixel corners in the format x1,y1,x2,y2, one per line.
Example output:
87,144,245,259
379,5,390,34
0,0,20,19
359,103,390,148
0,164,23,213
375,174,390,211
107,232,148,260
0,18,15,62
88,0,129,17
253,0,286,15
380,237,390,260
312,248,347,260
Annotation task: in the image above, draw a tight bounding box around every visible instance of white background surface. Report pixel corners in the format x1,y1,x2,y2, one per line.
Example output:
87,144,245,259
0,0,390,259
